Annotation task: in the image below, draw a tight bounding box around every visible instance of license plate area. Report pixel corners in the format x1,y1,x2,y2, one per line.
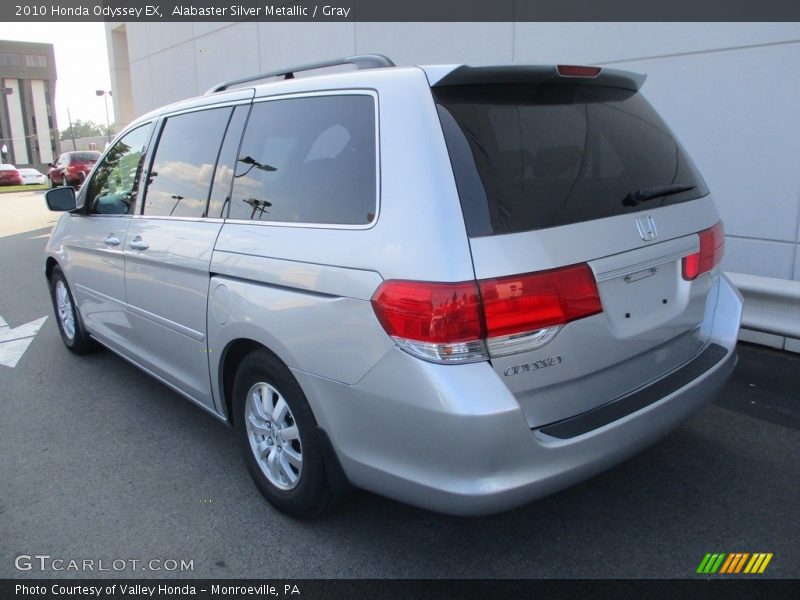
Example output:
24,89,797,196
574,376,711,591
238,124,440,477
590,235,698,338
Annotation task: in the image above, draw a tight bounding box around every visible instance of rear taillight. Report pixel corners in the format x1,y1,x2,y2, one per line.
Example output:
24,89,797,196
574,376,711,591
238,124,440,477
371,264,602,364
682,221,724,281
371,280,485,363
556,65,602,78
480,264,602,357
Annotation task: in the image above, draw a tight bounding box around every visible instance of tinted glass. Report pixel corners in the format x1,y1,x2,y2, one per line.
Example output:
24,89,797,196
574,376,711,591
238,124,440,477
229,95,376,225
207,105,249,219
143,107,232,218
435,84,709,237
69,152,100,162
85,124,151,215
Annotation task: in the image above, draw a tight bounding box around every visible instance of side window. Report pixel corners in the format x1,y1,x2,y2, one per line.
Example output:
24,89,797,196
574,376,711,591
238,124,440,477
207,105,249,219
143,107,232,218
85,125,152,215
228,95,376,225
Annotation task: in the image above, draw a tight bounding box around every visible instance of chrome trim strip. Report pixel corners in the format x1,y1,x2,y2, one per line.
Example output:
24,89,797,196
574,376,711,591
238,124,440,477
592,235,699,283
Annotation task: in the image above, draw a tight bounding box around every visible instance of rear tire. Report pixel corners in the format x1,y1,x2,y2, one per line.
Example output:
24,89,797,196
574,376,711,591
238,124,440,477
233,348,332,518
49,266,98,354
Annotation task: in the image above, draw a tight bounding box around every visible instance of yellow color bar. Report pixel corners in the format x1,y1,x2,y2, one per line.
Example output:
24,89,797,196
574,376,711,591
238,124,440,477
744,554,760,574
758,553,773,574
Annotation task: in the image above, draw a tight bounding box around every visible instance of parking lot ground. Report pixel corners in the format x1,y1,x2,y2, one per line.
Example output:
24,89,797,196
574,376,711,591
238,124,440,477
0,211,798,579
718,343,800,431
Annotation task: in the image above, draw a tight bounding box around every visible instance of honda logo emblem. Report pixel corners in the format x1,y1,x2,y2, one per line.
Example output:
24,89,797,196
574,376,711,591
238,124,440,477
636,216,658,242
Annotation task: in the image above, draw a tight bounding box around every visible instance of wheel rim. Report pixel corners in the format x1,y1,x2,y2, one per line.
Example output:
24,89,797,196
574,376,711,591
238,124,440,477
245,382,303,490
55,280,76,340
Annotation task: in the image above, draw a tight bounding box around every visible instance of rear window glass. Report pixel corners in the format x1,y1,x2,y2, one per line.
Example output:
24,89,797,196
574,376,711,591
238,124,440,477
69,152,100,162
228,94,376,225
434,84,709,237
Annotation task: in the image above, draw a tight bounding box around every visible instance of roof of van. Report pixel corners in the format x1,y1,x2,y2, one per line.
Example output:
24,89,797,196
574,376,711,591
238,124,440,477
127,58,646,131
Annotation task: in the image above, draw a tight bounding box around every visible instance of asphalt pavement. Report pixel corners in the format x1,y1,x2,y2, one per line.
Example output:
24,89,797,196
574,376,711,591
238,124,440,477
1,192,798,579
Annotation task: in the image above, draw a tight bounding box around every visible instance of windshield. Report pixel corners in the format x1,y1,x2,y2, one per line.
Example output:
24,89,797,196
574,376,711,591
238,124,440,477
434,83,709,237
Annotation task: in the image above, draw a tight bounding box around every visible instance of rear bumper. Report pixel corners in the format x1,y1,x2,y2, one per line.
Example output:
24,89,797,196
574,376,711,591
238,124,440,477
295,274,742,515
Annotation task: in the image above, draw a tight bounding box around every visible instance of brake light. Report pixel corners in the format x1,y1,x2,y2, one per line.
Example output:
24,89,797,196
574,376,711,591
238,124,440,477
556,65,602,78
371,280,485,363
371,264,602,363
682,221,724,280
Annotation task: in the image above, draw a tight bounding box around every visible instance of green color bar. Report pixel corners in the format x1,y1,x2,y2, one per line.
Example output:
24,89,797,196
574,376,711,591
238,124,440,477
710,553,727,573
697,554,713,574
703,554,719,574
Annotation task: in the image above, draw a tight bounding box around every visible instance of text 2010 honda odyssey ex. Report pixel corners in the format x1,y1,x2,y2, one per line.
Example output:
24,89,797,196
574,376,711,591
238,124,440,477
44,56,742,517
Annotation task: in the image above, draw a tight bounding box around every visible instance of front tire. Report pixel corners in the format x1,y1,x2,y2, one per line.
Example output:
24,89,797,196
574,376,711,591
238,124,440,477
233,349,331,518
49,266,98,354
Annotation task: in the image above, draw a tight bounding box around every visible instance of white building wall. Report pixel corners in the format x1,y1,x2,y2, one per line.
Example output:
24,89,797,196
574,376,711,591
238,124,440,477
30,79,53,164
107,25,136,126
3,78,28,164
107,22,800,350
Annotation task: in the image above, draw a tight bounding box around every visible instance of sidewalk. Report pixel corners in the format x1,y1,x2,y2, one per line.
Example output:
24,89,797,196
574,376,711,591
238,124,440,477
0,190,58,238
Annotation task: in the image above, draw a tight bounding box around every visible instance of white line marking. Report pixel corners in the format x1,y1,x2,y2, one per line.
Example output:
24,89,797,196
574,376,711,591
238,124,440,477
0,315,47,368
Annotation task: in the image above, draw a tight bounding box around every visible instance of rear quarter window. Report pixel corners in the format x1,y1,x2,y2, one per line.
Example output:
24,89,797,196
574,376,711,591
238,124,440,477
435,83,709,237
228,94,377,226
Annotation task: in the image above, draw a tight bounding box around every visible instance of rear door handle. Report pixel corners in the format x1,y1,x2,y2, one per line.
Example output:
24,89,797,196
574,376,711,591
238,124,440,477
129,237,149,251
103,235,120,247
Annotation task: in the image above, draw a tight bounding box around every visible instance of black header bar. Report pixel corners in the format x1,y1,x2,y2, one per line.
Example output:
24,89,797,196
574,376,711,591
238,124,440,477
3,0,800,22
2,579,800,600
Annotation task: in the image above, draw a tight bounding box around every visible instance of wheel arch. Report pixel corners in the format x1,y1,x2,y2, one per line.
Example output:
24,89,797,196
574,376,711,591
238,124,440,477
45,256,59,281
219,338,278,427
219,336,353,502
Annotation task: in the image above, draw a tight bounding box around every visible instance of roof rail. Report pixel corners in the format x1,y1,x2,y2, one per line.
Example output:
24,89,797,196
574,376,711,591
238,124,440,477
205,54,395,94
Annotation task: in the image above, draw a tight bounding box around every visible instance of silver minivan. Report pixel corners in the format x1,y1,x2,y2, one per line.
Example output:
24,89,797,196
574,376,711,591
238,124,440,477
44,56,742,517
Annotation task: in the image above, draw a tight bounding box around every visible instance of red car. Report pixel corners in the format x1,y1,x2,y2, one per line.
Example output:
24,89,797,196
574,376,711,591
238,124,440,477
0,164,24,186
48,151,101,187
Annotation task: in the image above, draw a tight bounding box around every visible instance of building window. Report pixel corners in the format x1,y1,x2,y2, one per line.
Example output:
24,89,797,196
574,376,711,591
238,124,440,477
0,53,21,66
24,55,47,68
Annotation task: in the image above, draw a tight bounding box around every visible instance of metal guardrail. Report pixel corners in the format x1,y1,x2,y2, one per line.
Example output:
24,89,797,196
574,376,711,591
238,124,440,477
727,272,800,339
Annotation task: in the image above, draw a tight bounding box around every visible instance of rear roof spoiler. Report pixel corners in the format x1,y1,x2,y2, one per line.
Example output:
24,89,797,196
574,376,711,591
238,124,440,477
429,65,646,92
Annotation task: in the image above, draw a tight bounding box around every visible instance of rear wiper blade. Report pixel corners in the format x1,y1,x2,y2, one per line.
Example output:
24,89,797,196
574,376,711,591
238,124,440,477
622,184,696,207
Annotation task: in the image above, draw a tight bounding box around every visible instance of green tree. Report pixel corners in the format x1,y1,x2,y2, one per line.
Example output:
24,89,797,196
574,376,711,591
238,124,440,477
60,119,104,140
102,122,117,138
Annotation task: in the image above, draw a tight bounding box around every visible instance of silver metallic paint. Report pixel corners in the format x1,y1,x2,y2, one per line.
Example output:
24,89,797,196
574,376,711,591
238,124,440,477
44,63,744,515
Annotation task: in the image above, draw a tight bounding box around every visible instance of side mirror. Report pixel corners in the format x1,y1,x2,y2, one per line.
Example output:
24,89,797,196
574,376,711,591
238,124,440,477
45,187,77,212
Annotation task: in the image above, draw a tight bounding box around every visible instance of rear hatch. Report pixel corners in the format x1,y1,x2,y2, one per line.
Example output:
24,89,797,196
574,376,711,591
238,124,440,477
431,66,723,429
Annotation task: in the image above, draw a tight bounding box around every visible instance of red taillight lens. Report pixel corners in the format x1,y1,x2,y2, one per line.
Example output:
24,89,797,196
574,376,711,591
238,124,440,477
556,65,602,78
480,264,602,337
371,280,483,344
372,264,603,363
682,221,724,280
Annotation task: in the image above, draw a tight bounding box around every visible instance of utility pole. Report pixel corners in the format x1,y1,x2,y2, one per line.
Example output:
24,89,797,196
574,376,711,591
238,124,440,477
96,90,112,144
66,106,77,151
